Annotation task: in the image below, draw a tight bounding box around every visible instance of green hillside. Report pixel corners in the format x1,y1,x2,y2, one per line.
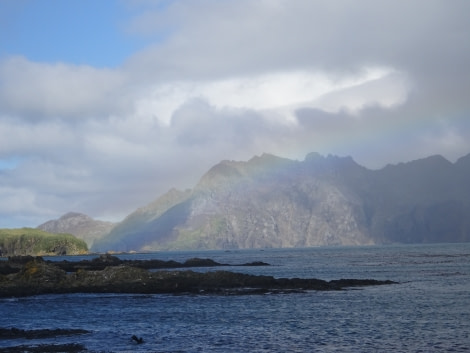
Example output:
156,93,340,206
0,228,88,256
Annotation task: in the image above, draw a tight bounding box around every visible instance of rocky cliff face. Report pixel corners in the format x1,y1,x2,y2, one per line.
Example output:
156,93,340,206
37,212,115,248
91,152,470,252
363,155,470,244
181,154,372,249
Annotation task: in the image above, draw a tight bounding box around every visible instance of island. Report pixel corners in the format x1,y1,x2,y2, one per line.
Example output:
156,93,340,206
0,254,397,297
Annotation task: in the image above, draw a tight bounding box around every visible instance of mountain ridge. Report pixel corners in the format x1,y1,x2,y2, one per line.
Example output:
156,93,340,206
90,151,470,252
40,152,470,252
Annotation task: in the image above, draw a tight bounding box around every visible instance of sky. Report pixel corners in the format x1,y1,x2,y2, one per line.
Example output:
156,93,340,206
1,0,470,228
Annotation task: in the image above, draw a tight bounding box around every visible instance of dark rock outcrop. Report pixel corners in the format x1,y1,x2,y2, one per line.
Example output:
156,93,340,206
0,343,86,353
0,328,89,340
8,254,268,273
0,257,396,298
131,335,144,344
0,327,89,353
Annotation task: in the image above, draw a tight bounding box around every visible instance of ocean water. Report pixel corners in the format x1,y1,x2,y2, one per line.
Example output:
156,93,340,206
1,243,469,352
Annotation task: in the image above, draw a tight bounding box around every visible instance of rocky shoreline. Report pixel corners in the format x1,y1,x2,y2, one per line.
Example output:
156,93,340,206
0,342,86,353
0,255,396,297
0,328,89,353
0,255,397,352
0,253,269,275
0,328,89,340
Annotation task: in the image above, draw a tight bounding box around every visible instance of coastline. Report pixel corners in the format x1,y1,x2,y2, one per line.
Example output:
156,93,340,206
0,254,396,297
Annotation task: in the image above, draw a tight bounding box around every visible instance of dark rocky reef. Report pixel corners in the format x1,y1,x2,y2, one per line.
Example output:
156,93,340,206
0,343,86,353
0,256,396,297
0,328,89,340
0,328,89,353
1,254,269,274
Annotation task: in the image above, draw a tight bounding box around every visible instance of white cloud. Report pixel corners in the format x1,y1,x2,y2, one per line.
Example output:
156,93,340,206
313,70,411,115
0,117,78,157
134,67,408,125
1,0,470,227
0,56,128,119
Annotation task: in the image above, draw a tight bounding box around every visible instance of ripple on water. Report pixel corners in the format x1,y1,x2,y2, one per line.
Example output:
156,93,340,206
1,244,470,352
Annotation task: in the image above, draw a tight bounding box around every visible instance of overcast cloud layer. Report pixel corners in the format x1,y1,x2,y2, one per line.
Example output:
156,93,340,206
1,0,470,227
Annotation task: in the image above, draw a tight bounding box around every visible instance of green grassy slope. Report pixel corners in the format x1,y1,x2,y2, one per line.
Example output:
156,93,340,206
0,228,88,256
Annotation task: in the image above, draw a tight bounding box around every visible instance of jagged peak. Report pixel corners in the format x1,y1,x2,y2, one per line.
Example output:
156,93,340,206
304,152,324,162
304,152,356,164
37,212,92,228
324,154,356,168
417,154,451,165
40,212,114,227
303,152,360,174
195,153,295,192
244,153,295,175
247,153,292,166
382,154,452,171
195,161,243,191
249,152,282,162
59,212,91,220
455,152,470,167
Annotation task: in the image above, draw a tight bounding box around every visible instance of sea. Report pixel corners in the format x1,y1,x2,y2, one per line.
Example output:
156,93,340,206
1,243,469,352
